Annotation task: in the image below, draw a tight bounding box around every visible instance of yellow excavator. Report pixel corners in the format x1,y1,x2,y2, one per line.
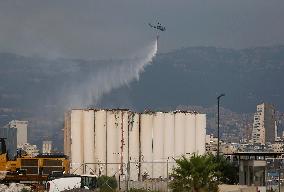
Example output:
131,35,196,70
0,138,70,182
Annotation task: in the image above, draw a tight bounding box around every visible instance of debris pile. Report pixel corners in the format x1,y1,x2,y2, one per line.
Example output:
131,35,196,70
0,183,31,192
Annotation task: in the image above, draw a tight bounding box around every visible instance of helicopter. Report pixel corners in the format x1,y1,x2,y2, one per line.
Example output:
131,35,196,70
148,22,166,32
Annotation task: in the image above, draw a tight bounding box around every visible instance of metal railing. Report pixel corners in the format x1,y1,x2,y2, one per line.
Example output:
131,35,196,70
71,161,176,191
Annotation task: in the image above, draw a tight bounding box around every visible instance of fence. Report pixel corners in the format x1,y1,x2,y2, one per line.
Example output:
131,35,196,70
71,161,176,191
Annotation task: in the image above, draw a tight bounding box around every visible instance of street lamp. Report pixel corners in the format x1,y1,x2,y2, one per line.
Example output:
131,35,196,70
217,93,225,159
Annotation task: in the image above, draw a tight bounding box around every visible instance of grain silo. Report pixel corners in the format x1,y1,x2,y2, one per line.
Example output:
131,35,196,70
153,112,164,162
140,113,154,178
64,108,206,179
184,113,196,154
106,110,119,176
152,112,165,178
94,109,107,175
83,110,95,174
128,112,140,181
195,114,206,154
174,111,186,157
163,112,175,160
70,109,83,174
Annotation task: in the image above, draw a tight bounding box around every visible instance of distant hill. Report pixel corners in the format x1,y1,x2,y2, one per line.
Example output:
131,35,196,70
100,46,284,113
1,45,284,148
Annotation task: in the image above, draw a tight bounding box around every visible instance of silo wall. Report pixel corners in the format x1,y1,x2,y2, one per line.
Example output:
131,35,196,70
83,110,95,174
140,113,153,178
163,112,175,178
184,113,196,155
64,112,71,161
106,110,120,176
120,110,129,176
94,110,107,175
66,109,206,179
195,114,206,154
163,112,175,160
70,110,83,174
128,112,140,181
153,112,165,178
174,112,185,158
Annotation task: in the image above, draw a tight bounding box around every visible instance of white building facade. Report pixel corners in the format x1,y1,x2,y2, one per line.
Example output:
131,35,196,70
8,120,28,147
64,109,206,178
42,140,52,154
252,103,276,144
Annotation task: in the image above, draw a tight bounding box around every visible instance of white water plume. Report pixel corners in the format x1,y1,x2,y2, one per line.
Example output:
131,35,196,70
67,39,158,108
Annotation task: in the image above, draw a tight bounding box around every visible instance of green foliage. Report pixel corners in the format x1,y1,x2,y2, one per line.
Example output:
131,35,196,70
169,154,239,192
97,175,118,192
129,188,159,192
169,154,219,192
214,155,238,184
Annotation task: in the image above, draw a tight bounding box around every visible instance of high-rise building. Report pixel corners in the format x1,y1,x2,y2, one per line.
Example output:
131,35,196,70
8,120,28,147
0,128,17,159
252,103,276,144
42,140,52,154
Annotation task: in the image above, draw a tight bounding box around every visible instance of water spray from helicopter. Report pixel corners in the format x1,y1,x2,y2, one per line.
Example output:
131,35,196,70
66,21,166,108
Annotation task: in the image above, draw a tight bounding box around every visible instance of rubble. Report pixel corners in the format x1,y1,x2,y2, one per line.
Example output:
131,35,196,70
0,183,31,192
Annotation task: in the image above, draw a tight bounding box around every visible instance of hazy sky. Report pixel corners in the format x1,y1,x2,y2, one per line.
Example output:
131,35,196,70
0,0,284,59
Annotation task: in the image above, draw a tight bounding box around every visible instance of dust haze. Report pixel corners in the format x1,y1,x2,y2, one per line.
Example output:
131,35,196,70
1,0,284,146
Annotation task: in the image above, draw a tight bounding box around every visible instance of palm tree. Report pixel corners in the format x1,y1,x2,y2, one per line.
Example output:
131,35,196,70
169,154,219,192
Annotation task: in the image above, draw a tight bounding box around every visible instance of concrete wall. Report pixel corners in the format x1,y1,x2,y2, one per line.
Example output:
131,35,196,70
64,109,206,178
218,185,258,192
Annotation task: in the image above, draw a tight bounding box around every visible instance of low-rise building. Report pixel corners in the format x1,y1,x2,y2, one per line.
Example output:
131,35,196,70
271,142,284,152
220,143,238,154
42,140,52,154
18,143,39,157
205,134,218,155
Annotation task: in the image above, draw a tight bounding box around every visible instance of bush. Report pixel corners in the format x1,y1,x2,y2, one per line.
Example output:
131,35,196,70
129,188,159,192
213,155,238,184
97,175,118,192
169,154,219,192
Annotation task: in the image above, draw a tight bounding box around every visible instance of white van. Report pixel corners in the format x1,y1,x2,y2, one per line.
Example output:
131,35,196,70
46,174,97,192
47,176,81,192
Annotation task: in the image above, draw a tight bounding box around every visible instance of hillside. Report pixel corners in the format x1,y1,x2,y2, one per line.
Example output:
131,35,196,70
1,46,284,148
100,46,284,112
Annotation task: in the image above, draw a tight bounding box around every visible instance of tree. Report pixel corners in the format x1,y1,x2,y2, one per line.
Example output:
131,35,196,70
214,155,238,184
97,175,118,192
169,154,219,192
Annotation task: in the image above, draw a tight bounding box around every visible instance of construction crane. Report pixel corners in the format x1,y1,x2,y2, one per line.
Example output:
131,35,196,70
0,138,69,183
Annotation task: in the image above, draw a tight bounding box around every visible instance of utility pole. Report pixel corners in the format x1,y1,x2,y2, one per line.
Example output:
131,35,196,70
217,93,225,159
